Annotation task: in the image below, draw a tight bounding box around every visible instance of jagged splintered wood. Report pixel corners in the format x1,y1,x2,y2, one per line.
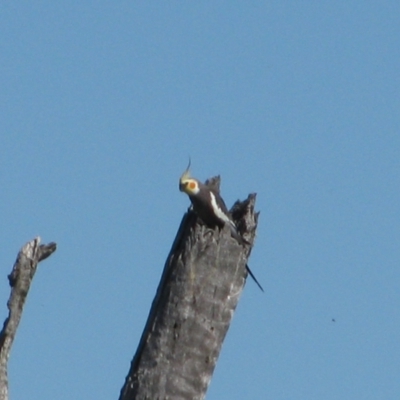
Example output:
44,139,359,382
0,238,57,400
120,177,259,400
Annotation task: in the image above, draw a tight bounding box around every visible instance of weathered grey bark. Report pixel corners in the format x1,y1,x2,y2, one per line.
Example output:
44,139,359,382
120,178,259,400
0,238,57,400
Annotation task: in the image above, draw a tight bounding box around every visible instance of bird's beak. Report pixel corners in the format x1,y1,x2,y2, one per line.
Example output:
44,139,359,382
179,181,187,193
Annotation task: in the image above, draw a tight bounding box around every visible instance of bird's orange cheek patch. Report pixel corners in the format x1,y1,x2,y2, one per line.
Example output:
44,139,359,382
189,182,196,190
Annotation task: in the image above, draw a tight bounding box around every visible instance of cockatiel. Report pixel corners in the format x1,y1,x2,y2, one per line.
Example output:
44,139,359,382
179,162,263,292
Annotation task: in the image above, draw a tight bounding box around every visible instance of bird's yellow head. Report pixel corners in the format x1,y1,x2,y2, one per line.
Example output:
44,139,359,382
179,160,200,195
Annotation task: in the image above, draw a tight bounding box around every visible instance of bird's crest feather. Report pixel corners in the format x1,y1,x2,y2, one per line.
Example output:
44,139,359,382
180,158,192,183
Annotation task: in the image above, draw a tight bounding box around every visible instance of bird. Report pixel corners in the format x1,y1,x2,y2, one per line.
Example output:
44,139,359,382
179,160,264,292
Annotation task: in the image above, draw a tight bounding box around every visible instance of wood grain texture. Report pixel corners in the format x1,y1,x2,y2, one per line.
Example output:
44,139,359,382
0,238,57,400
120,183,258,400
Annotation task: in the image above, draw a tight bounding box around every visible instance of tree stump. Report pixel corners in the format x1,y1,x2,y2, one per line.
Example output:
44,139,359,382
120,180,259,400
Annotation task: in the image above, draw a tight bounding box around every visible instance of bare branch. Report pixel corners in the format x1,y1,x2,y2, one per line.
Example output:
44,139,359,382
119,189,258,400
0,238,57,400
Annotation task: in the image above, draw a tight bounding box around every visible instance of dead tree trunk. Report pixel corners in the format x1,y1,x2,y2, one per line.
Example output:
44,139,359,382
0,238,57,400
119,180,259,400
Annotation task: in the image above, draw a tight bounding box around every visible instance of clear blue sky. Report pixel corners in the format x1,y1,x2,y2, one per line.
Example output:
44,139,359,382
1,2,399,399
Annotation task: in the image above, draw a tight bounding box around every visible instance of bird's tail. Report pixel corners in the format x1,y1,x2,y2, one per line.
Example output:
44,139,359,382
246,264,264,292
